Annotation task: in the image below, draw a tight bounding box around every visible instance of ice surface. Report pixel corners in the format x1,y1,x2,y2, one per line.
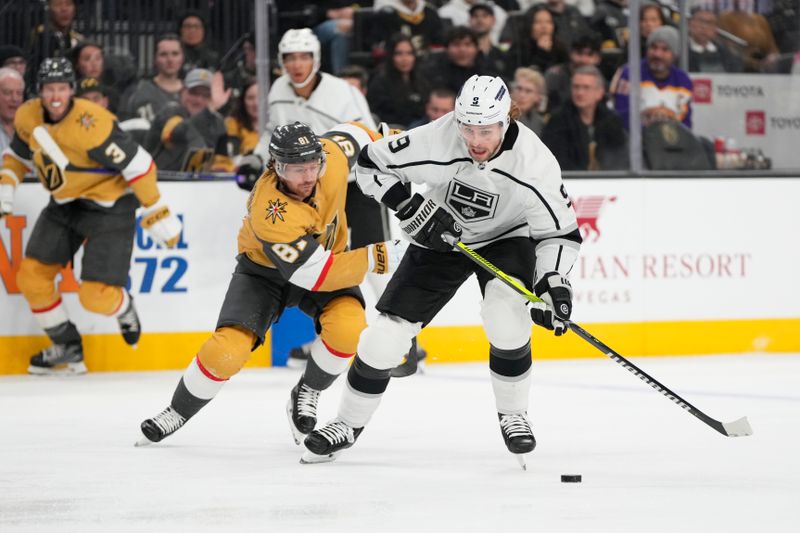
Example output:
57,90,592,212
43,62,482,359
1,353,798,532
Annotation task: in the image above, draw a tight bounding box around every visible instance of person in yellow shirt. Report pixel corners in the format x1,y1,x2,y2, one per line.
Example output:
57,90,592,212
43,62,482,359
0,57,182,375
225,78,259,162
137,121,408,446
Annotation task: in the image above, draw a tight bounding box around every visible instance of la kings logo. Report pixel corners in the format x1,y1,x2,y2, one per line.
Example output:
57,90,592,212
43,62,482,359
446,178,498,223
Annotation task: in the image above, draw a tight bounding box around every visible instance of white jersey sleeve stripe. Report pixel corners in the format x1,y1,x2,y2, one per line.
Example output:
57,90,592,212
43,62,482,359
121,146,154,183
287,245,334,291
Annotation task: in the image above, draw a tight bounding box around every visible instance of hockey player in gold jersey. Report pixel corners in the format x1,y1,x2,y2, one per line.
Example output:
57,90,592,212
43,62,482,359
138,121,408,446
0,58,182,375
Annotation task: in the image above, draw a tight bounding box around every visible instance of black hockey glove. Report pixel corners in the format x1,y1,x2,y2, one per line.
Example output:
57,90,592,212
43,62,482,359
235,154,264,191
395,193,461,252
530,272,573,336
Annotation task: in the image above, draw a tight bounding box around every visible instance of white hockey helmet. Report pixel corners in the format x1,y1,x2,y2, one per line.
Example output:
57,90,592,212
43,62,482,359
454,75,511,136
278,28,321,89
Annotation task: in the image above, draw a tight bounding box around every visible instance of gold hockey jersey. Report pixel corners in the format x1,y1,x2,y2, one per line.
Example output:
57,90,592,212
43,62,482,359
0,97,160,208
237,122,381,292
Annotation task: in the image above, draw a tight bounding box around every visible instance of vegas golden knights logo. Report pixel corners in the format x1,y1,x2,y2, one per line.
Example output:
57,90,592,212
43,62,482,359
182,148,214,173
33,151,65,192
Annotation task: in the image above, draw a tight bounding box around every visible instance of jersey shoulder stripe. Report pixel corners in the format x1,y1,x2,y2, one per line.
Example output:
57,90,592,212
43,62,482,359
489,168,561,230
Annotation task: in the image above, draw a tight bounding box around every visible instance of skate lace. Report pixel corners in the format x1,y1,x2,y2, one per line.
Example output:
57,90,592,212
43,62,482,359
500,414,533,439
317,420,354,445
41,345,66,363
296,384,320,417
153,407,185,434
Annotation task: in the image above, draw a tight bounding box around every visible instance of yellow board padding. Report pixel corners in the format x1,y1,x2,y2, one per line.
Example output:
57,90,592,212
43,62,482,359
1,318,798,375
417,317,800,364
0,331,271,375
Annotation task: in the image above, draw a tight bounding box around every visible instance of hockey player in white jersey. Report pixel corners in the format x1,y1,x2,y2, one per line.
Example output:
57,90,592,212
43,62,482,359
302,75,582,465
244,28,420,372
251,28,376,163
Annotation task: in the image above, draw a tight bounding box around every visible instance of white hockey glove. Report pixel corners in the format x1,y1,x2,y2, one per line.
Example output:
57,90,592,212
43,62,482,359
530,272,573,336
367,239,409,274
140,200,183,248
395,193,461,252
0,183,14,218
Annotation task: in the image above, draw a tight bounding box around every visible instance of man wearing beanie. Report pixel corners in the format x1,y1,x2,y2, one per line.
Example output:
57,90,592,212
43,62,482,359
610,25,694,130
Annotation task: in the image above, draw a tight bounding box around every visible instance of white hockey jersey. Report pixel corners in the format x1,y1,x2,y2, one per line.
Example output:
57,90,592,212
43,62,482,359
355,113,581,280
254,73,376,166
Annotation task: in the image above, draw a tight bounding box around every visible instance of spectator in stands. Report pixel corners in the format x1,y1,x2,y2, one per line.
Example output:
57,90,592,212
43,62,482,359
369,0,446,56
611,26,694,130
590,0,628,79
72,41,104,80
120,34,184,122
545,32,603,113
178,11,220,73
718,7,779,72
27,0,83,87
368,34,429,128
510,67,547,135
421,26,500,94
510,5,569,73
225,78,259,161
0,46,27,77
469,3,512,79
688,7,744,73
75,77,109,109
223,34,256,104
545,0,593,48
0,68,25,154
516,0,595,18
639,2,667,57
314,2,356,74
145,68,231,172
338,64,370,96
440,0,509,46
408,87,456,128
542,65,628,170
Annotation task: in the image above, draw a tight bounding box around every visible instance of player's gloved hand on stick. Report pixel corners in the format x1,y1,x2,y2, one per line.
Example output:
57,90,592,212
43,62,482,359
235,154,264,191
395,193,461,252
368,239,409,274
140,200,183,248
531,271,573,336
0,183,14,218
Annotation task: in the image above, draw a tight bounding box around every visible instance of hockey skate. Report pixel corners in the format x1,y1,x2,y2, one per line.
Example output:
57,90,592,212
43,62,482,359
28,341,86,375
286,379,321,445
136,406,186,446
301,419,363,464
117,292,141,346
286,340,312,369
498,412,536,470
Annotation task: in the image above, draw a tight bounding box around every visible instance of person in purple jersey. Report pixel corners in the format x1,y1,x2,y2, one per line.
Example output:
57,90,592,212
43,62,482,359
610,26,694,130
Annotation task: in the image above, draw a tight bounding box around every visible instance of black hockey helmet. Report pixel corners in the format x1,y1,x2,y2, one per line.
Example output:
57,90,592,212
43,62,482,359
37,57,76,91
269,122,323,166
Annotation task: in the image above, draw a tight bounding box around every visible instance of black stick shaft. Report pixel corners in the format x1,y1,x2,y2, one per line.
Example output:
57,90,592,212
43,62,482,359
449,239,749,437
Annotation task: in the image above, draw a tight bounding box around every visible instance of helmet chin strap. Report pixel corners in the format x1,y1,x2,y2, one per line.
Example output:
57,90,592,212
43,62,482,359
289,65,319,89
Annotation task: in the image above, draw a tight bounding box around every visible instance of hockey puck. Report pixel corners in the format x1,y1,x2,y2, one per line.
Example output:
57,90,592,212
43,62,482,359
561,474,582,483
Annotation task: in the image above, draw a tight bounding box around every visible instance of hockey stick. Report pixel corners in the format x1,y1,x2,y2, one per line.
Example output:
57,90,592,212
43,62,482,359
445,236,753,438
